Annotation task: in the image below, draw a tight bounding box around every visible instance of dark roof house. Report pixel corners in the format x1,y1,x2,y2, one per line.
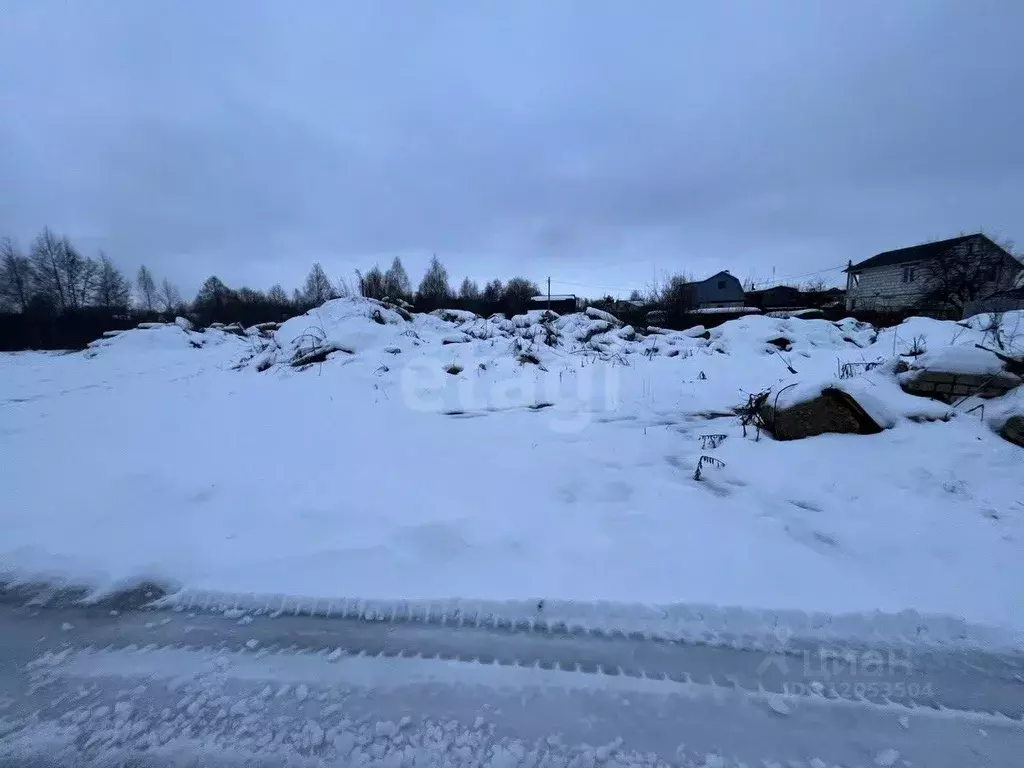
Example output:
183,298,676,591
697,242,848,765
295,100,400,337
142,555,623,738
746,285,803,310
683,271,746,309
844,233,1022,315
528,294,579,314
845,234,985,273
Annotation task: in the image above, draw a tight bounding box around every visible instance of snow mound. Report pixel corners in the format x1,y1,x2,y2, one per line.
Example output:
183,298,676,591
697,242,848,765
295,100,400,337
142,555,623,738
84,324,231,356
584,306,622,325
247,298,713,374
911,346,1011,377
432,308,478,323
771,364,953,430
709,315,871,355
272,298,412,364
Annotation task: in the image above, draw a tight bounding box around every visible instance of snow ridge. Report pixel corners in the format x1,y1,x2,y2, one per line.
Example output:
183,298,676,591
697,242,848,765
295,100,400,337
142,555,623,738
160,590,1024,653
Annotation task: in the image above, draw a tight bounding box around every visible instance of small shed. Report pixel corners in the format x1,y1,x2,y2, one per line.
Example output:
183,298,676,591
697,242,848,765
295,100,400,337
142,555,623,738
529,294,579,315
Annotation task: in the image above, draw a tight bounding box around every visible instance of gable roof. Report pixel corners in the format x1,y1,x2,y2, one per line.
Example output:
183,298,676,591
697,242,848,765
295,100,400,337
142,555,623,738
690,270,737,285
847,233,1000,272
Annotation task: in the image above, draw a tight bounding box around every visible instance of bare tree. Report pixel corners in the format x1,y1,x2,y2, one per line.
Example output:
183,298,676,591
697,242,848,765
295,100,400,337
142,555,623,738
157,278,183,314
136,265,157,311
193,275,236,324
416,255,451,309
92,253,131,309
236,287,266,304
59,237,97,310
742,273,762,292
502,277,540,314
302,262,336,306
481,279,503,308
334,274,353,298
383,257,412,301
920,239,1014,314
659,274,696,314
26,230,96,311
267,284,289,306
0,237,33,312
802,277,829,293
29,228,69,310
458,277,481,301
357,265,386,299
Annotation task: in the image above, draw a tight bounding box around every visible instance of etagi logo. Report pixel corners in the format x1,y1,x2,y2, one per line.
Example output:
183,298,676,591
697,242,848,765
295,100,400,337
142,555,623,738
397,352,622,434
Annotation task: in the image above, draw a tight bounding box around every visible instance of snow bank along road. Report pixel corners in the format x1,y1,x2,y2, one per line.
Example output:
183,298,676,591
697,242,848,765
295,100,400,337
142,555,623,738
1,596,1023,767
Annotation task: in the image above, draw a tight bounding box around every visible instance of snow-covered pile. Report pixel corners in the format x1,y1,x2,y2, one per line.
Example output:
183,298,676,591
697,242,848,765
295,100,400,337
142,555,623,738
242,299,879,380
910,345,1012,377
84,321,248,358
768,359,955,429
2,302,1023,647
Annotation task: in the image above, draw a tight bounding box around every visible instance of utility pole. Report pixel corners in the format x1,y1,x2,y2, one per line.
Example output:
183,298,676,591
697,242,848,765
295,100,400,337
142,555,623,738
547,276,551,312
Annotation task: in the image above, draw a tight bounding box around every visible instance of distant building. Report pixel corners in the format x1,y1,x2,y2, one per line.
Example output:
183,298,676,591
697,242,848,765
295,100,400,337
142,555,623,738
528,294,579,315
963,278,1024,316
683,271,746,310
614,298,647,315
747,285,845,313
844,234,1021,314
746,285,803,311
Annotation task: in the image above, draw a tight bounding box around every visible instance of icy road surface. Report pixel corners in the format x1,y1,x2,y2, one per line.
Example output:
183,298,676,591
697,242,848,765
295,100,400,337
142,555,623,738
1,601,1022,767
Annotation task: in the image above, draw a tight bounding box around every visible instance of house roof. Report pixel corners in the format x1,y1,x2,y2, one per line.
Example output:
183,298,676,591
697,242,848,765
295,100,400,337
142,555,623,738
747,285,800,296
847,234,994,272
684,270,736,287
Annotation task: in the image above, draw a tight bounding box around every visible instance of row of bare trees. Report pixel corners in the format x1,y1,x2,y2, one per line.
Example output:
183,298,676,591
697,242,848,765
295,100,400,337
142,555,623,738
0,229,185,317
4,230,724,349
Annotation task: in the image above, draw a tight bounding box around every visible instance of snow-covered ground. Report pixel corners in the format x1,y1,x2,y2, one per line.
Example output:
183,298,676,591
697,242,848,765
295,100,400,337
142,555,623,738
2,300,1023,645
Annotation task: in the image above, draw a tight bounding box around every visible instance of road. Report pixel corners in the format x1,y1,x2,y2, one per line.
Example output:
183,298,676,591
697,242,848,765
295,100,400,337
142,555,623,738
1,597,1022,767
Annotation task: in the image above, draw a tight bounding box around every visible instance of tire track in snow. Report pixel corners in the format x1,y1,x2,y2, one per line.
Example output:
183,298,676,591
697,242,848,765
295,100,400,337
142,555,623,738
5,600,1024,719
8,628,1024,768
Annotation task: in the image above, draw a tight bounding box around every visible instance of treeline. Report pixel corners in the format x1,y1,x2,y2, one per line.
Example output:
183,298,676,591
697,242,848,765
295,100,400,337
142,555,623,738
2,227,855,351
0,229,180,350
0,230,557,350
190,256,549,326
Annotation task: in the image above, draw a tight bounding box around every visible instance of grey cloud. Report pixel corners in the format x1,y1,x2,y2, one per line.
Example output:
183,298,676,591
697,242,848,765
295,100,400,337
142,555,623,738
1,0,1022,296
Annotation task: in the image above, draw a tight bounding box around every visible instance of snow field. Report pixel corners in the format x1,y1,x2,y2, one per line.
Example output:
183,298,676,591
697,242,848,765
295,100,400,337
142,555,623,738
1,300,1022,643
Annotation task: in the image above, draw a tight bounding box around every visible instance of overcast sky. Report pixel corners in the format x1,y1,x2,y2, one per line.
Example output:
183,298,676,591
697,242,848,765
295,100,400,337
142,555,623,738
1,1,1022,298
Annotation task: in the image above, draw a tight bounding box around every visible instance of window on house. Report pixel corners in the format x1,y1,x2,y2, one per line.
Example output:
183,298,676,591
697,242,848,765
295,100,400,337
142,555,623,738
967,242,976,255
717,280,725,289
902,266,915,283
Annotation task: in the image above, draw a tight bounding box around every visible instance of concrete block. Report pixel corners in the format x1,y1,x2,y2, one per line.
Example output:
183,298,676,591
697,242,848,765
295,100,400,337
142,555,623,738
1000,415,1024,447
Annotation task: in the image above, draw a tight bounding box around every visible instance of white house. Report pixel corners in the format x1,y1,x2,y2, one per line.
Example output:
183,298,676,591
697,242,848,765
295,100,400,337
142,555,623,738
844,234,1022,315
